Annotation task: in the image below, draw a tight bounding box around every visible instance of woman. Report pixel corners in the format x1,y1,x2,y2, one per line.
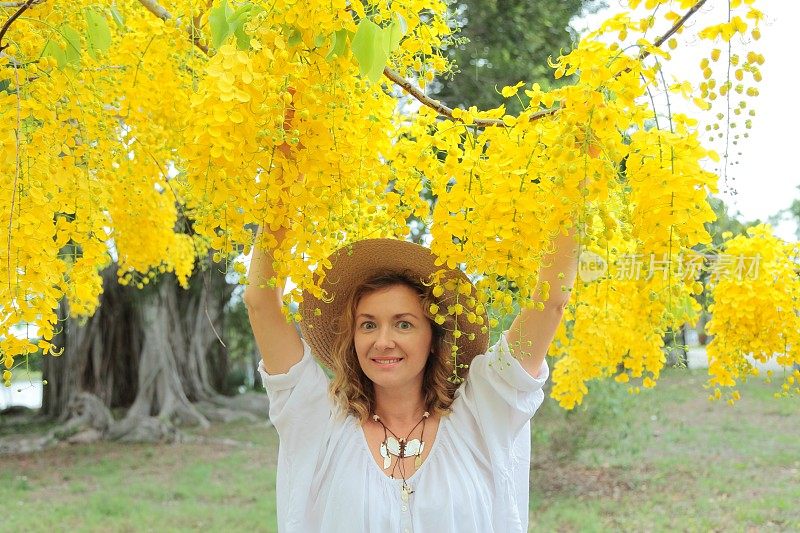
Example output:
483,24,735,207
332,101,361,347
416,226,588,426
244,224,578,532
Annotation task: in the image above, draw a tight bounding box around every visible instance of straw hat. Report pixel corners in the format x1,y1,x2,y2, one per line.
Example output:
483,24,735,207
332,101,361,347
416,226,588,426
299,238,489,372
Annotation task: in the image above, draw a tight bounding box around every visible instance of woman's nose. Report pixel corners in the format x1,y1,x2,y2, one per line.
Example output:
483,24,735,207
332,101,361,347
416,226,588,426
374,326,396,350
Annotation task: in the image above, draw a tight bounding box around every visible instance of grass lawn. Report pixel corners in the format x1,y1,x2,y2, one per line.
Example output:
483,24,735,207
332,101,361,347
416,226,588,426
529,368,800,532
1,367,798,532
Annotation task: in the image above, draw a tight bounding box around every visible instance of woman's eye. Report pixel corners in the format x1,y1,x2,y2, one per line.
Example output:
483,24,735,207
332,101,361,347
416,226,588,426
397,321,411,330
361,321,376,330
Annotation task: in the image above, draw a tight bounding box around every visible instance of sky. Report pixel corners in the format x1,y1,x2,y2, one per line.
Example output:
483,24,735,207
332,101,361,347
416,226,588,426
577,1,799,241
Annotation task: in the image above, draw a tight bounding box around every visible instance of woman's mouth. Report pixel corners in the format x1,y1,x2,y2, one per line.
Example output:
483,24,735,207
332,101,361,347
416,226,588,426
372,358,402,365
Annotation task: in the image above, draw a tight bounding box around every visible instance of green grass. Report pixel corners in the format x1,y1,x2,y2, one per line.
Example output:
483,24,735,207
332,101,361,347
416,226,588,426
529,367,800,531
0,423,280,532
1,367,798,532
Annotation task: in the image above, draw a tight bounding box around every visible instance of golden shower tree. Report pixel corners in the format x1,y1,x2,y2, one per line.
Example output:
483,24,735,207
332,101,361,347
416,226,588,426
1,0,797,440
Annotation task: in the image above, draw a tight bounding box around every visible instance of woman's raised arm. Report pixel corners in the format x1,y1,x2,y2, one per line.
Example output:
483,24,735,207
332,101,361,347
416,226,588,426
242,224,304,375
242,87,305,375
506,224,579,378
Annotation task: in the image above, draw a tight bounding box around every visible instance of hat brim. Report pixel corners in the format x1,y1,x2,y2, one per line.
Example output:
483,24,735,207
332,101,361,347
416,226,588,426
299,238,489,373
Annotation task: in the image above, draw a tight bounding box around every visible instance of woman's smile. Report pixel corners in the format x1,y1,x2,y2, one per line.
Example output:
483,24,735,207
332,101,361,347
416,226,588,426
371,356,404,367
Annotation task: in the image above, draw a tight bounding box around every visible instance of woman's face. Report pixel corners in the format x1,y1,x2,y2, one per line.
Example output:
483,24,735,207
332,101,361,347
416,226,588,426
353,284,433,394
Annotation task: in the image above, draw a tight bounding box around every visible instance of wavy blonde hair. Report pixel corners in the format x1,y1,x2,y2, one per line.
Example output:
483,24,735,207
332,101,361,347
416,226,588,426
328,270,459,423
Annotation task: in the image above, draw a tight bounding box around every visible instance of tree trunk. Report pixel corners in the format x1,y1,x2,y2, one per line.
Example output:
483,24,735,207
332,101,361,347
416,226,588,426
36,259,263,448
42,267,139,419
113,279,211,438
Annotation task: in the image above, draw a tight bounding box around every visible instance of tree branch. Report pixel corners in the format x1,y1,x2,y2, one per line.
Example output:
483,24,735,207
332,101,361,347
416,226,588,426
0,0,43,8
645,0,708,59
137,0,209,55
0,0,39,53
386,0,709,127
192,0,214,40
136,0,707,129
383,66,555,127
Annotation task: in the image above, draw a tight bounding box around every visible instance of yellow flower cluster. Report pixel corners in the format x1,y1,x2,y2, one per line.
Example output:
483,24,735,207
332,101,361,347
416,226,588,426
1,0,794,408
705,226,800,403
181,0,457,318
547,208,703,408
0,0,203,374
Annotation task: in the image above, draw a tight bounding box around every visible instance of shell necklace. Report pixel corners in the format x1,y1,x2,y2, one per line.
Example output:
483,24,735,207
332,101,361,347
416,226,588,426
372,411,429,501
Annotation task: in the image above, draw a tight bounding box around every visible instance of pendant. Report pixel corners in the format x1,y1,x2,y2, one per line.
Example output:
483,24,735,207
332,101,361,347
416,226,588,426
401,483,412,502
386,436,424,458
380,442,391,469
414,454,422,468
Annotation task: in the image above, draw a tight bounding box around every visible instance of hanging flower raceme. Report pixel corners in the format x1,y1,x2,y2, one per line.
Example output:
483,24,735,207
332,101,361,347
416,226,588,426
705,226,800,403
2,0,795,407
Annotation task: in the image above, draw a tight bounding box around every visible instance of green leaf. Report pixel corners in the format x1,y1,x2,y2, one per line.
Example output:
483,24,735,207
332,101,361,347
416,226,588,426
0,79,9,93
227,3,260,50
85,8,112,59
110,3,125,29
209,0,231,49
60,25,82,65
394,13,407,36
385,16,406,54
351,19,389,83
42,39,67,68
227,5,245,21
351,19,379,77
232,25,250,50
325,29,350,61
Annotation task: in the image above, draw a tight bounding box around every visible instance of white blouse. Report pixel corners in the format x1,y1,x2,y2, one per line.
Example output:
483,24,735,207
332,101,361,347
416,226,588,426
257,332,549,533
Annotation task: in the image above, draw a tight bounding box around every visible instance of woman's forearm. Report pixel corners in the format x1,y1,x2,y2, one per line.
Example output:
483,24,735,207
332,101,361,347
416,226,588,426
243,223,306,375
243,224,286,310
536,223,579,310
507,223,580,377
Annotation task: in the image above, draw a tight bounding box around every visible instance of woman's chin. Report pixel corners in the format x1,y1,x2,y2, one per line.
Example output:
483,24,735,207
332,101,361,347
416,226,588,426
364,366,425,390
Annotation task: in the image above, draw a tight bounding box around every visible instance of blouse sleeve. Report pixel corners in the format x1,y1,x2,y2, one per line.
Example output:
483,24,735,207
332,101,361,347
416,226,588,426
257,338,333,440
452,330,550,447
450,331,550,532
257,338,333,527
